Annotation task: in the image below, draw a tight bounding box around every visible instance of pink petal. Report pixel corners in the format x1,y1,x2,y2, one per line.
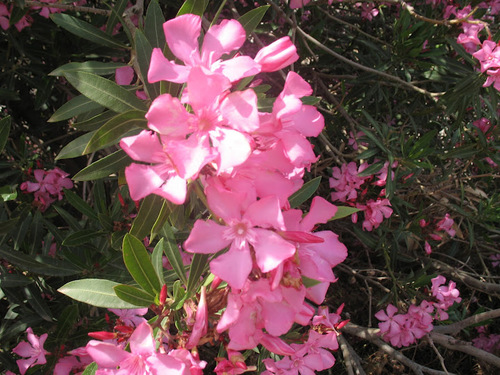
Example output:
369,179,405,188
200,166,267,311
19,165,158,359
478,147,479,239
300,196,337,232
253,229,296,272
306,231,348,267
129,322,155,356
254,36,299,72
86,341,130,368
244,195,285,230
282,105,324,137
187,67,231,113
184,220,231,254
210,128,252,172
164,134,214,179
210,244,253,289
148,48,190,84
154,174,187,205
147,354,188,375
146,94,193,137
261,302,295,336
124,163,165,201
206,183,244,223
115,66,134,85
201,19,246,65
221,89,260,133
212,56,261,82
120,130,165,163
163,14,202,67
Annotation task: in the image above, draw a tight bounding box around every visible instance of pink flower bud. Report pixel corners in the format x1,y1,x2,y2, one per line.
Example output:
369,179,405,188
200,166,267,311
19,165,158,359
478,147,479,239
254,37,299,72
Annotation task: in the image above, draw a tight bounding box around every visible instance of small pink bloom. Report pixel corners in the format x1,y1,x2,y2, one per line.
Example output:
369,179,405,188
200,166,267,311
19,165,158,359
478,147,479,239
254,36,298,72
12,328,50,375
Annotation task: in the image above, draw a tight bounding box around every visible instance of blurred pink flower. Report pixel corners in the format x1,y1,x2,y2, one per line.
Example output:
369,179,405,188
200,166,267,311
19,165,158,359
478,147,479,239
12,328,50,375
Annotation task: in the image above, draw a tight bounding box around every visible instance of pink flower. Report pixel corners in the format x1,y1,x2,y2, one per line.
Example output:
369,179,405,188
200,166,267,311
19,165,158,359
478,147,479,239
148,14,259,84
108,308,148,327
436,213,456,237
86,322,188,374
186,286,208,349
254,36,299,72
184,182,295,289
473,40,500,73
12,328,50,375
360,198,393,231
431,275,461,320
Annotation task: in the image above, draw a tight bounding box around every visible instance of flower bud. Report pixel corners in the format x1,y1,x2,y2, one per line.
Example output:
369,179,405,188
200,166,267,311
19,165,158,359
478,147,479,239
87,331,117,340
254,37,299,72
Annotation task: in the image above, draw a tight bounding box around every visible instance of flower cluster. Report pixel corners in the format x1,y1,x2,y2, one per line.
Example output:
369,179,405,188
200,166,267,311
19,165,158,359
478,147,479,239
329,161,394,231
445,3,500,91
419,213,456,254
375,275,461,347
20,167,73,211
115,12,348,372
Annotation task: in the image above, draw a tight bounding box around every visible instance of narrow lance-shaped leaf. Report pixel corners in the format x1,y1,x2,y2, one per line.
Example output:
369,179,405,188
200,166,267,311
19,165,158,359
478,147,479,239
51,13,127,49
288,176,322,208
160,225,188,285
73,150,132,181
330,206,361,221
152,239,165,283
135,29,161,99
145,0,166,49
58,279,139,309
106,0,128,35
122,234,162,295
238,5,270,37
84,110,147,154
50,62,126,77
56,131,96,160
64,71,148,113
177,0,208,16
64,189,99,221
49,95,103,123
186,253,209,295
81,362,98,375
130,194,166,241
114,284,155,307
0,116,11,153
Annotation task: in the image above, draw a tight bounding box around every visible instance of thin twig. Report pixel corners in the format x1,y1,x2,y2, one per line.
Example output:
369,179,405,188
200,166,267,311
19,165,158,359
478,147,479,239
338,334,367,375
25,1,111,15
430,332,500,368
426,334,450,375
432,308,500,335
343,323,455,375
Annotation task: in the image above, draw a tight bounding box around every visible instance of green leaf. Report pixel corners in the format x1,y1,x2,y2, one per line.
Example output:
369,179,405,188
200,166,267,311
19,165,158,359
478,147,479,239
51,13,127,49
152,239,165,282
56,131,95,160
73,150,132,181
72,111,117,132
145,0,166,49
0,247,81,276
0,116,11,152
408,130,438,159
302,275,321,288
64,71,147,113
237,5,270,36
114,284,155,307
106,0,128,35
50,62,126,77
122,234,162,295
64,189,99,220
331,206,361,220
288,176,322,208
84,110,146,154
130,194,165,241
54,305,79,342
160,226,188,285
49,95,103,123
135,29,161,100
357,161,385,177
177,0,208,16
301,96,321,106
0,217,19,234
0,185,17,202
0,273,33,288
63,230,103,247
82,363,97,375
24,284,54,321
186,253,209,295
151,200,171,241
58,279,139,308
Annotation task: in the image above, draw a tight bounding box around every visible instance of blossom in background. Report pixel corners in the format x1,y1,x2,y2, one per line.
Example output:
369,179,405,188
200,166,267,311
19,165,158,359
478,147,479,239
20,167,73,211
12,328,50,375
435,213,456,237
489,254,500,267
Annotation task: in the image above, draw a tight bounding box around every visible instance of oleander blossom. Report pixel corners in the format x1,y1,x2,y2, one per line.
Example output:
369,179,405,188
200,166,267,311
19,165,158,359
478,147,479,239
12,328,50,375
